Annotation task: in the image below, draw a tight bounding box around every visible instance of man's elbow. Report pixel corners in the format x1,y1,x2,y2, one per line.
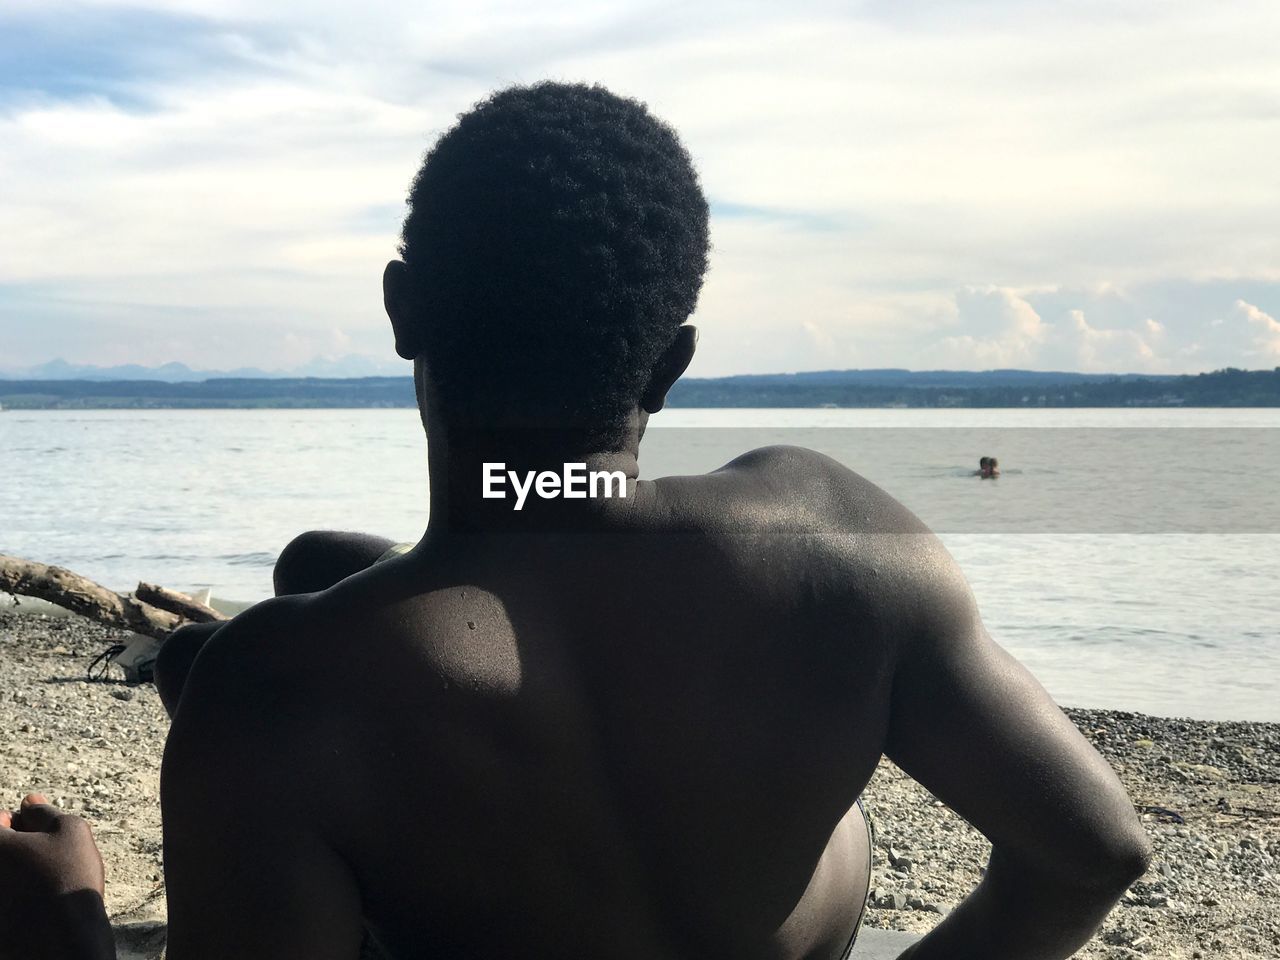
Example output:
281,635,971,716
1088,823,1153,895
1113,830,1154,887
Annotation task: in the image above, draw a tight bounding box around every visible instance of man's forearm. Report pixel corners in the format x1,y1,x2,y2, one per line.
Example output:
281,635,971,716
897,847,1130,960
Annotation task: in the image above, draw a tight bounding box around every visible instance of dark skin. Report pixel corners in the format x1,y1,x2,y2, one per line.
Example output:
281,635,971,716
0,796,113,960
1,263,1150,960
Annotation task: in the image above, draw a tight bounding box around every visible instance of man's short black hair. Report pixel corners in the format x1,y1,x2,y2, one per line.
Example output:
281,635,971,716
400,81,710,450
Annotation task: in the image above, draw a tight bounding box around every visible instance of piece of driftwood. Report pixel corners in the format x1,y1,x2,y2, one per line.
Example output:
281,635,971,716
0,554,182,640
135,582,226,624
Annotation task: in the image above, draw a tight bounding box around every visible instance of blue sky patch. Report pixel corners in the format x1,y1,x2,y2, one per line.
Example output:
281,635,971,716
0,8,290,112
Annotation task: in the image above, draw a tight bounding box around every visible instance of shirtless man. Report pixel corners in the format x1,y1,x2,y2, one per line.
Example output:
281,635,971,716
0,82,1149,960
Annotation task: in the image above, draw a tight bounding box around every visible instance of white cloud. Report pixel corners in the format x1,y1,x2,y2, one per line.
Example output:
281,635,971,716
1,1,1278,372
1062,309,1157,372
1235,299,1280,360
929,286,1048,367
920,288,1169,372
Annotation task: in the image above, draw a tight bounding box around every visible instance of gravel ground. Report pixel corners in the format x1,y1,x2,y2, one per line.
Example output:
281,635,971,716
862,709,1280,958
0,613,169,960
2,611,1277,959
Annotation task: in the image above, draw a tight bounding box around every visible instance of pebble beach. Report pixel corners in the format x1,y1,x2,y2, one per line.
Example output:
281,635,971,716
2,610,1277,959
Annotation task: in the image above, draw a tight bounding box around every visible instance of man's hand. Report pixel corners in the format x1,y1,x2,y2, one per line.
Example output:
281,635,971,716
0,794,115,960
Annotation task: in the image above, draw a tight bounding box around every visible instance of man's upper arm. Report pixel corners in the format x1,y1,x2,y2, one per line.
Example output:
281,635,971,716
884,548,1150,888
160,603,364,960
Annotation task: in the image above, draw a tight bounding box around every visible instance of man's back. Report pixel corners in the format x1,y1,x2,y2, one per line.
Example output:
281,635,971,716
0,82,1149,960
160,447,1149,960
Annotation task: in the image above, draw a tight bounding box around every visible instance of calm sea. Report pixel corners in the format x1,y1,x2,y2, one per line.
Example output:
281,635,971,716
2,408,1277,721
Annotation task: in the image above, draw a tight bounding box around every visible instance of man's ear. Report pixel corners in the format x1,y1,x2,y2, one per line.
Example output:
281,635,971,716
641,325,698,414
384,260,424,360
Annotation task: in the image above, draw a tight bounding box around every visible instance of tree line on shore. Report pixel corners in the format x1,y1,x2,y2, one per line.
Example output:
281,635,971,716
1,367,1278,409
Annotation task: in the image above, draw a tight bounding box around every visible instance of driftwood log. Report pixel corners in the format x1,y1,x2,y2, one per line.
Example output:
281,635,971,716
135,582,225,624
0,554,225,640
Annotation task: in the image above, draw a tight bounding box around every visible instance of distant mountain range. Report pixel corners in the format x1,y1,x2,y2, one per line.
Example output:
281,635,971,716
0,355,411,382
2,367,1278,409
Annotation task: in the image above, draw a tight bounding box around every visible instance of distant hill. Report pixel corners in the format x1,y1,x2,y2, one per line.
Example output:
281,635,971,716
665,367,1277,407
0,376,415,408
672,367,1174,390
1,367,1278,410
0,355,411,382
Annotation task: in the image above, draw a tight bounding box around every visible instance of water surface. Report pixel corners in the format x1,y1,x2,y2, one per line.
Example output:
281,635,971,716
2,408,1276,720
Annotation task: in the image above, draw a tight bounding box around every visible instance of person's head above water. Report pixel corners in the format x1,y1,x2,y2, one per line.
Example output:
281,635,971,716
384,82,711,453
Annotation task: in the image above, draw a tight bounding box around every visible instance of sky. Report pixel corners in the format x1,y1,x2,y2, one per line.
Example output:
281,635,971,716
1,0,1278,378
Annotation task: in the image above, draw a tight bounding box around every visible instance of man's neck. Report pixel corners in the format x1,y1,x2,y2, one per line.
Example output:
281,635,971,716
423,417,645,534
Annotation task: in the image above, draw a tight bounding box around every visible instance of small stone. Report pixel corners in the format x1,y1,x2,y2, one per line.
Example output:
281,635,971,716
111,688,134,702
1171,761,1227,782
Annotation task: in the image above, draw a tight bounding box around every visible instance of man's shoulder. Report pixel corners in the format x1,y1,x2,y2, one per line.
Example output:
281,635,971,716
162,590,380,791
192,592,317,665
717,443,847,480
692,444,932,534
160,599,311,795
166,593,339,729
652,444,955,613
